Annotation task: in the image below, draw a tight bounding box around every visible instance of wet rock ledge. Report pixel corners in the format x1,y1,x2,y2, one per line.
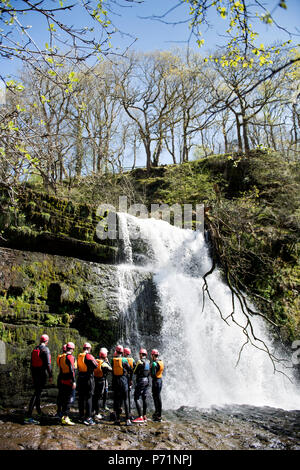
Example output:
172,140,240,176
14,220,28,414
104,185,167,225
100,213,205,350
0,404,299,451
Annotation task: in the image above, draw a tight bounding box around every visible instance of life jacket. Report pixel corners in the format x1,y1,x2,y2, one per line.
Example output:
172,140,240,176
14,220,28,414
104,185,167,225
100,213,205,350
77,352,88,372
31,346,44,368
142,359,150,377
59,354,71,374
135,358,150,378
94,359,104,378
155,360,164,378
112,357,124,376
126,357,134,368
57,353,65,367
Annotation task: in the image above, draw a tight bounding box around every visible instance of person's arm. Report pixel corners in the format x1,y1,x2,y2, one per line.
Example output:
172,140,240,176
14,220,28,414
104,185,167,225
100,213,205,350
86,353,99,369
102,360,112,371
133,359,142,375
43,346,53,379
66,354,76,388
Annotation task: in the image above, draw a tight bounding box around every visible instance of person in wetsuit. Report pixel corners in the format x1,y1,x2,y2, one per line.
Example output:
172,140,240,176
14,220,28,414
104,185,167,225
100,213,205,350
151,349,164,422
132,348,150,424
77,342,98,426
124,347,135,419
59,341,76,426
24,333,52,424
56,343,67,418
92,347,112,420
111,345,133,426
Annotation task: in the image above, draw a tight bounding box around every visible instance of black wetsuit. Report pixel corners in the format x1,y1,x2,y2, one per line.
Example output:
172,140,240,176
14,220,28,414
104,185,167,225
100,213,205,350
134,358,150,417
77,352,98,420
27,343,52,417
151,360,163,418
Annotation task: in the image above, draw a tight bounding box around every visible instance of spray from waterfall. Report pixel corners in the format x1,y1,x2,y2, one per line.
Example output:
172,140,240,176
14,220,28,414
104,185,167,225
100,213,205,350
116,212,300,411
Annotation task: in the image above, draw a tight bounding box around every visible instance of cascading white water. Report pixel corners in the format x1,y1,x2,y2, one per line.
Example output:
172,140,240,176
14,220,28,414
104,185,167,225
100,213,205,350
116,212,300,411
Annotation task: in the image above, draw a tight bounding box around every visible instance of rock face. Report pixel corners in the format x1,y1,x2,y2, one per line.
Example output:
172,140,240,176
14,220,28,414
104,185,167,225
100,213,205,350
0,246,160,407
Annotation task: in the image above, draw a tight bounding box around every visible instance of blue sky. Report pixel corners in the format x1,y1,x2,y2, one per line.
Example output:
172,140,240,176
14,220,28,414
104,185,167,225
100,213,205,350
1,0,299,79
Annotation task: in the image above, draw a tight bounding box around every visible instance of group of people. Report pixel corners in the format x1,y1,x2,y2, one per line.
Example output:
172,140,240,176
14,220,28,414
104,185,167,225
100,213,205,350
24,334,164,427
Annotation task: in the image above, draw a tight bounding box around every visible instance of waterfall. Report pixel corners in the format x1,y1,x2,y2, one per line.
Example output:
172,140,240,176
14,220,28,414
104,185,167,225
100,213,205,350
116,212,300,411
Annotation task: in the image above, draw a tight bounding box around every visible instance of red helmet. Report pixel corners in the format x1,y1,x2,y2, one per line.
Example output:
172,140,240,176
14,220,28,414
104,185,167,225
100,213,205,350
99,347,108,358
124,347,131,356
67,342,75,350
62,344,67,352
115,345,124,354
113,351,118,357
40,334,49,343
139,348,147,356
151,349,159,356
83,342,91,349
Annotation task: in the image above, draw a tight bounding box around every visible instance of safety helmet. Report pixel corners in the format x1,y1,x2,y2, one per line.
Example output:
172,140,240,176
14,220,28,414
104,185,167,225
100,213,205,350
83,342,91,349
124,347,131,356
139,348,147,356
40,334,49,343
99,347,108,358
67,342,75,350
115,345,124,354
62,344,67,352
151,349,159,356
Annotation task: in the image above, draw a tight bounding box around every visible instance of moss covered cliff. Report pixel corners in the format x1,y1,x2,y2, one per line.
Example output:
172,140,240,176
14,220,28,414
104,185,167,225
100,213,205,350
0,149,299,406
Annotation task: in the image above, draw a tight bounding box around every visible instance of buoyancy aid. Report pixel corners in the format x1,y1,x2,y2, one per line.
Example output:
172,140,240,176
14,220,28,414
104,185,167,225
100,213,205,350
155,360,164,378
126,357,134,368
57,353,65,367
59,354,71,374
112,357,125,376
31,346,43,368
134,358,150,378
77,352,88,372
94,359,104,378
31,344,51,369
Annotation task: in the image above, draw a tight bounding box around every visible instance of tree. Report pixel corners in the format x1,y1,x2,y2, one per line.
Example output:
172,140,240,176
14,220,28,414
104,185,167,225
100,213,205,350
116,51,182,171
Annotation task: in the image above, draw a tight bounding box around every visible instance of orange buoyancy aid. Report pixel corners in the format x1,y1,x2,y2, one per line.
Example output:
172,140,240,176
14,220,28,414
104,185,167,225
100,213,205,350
57,353,65,367
77,352,88,372
127,357,134,368
112,357,124,376
59,354,71,374
94,359,104,378
155,360,164,378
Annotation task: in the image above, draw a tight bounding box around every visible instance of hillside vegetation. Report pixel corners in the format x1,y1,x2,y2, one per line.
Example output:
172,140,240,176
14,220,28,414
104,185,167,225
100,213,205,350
1,149,299,344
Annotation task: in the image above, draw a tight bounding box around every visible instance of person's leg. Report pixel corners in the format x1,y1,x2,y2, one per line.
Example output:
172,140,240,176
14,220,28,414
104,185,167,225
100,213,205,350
77,378,85,419
142,385,148,417
61,385,72,416
102,379,108,409
156,379,162,417
134,382,143,417
92,378,100,415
